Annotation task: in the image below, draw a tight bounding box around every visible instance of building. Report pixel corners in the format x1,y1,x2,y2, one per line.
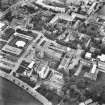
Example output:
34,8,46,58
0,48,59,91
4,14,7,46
0,11,3,19
44,0,64,4
2,33,32,57
45,47,63,61
36,0,65,13
0,22,5,31
58,54,71,70
74,62,83,76
48,43,67,53
68,48,83,70
97,54,105,71
79,98,93,105
84,61,99,80
78,58,99,80
80,53,105,80
0,21,8,32
89,102,99,105
96,54,105,73
58,49,75,71
36,61,51,79
80,59,92,66
85,52,92,60
49,12,87,24
97,54,105,62
87,1,98,15
0,59,15,73
15,40,26,48
44,69,64,93
98,61,105,72
49,13,74,24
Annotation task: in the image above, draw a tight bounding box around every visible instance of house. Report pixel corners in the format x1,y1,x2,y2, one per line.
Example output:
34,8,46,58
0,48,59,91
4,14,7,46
97,54,105,62
37,61,51,79
0,22,7,31
84,62,99,80
45,47,63,61
85,52,92,60
58,50,75,71
98,61,105,73
79,58,99,80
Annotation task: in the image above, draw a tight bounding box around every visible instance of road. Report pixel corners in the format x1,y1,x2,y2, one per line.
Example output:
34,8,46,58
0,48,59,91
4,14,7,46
0,77,42,105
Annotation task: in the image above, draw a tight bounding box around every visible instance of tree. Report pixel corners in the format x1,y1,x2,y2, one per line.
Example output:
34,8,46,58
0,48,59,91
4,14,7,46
0,0,18,11
77,79,87,89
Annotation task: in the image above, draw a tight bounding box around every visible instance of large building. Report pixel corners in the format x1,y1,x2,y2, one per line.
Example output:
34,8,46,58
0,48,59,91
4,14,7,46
2,32,33,57
36,61,51,79
58,49,75,71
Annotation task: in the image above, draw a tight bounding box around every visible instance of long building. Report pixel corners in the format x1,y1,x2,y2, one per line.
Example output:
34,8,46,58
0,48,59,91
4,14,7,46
36,0,66,12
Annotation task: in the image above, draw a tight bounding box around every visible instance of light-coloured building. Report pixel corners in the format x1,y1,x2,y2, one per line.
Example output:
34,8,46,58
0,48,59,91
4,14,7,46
36,0,65,12
0,22,5,30
98,61,105,72
85,52,92,60
45,47,63,61
97,54,105,62
49,12,87,24
36,61,51,79
49,13,74,24
79,98,93,105
2,45,23,56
